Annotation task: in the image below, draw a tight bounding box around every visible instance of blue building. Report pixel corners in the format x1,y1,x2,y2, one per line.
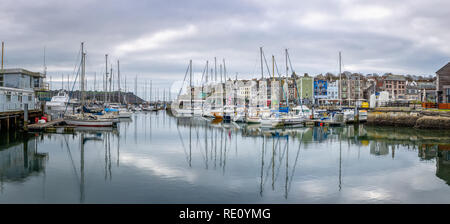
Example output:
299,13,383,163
314,79,327,105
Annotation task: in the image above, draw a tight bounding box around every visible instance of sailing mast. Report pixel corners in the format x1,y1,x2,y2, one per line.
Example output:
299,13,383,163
80,42,85,117
110,66,113,103
117,60,121,104
105,54,108,104
285,49,289,106
190,59,193,115
148,80,152,106
339,51,342,107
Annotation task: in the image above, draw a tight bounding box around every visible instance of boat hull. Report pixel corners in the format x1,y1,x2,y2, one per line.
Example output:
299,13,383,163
65,119,114,127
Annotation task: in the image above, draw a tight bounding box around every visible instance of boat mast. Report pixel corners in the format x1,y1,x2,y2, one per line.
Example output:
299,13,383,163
150,80,152,106
190,59,193,115
214,57,217,83
272,55,275,109
339,51,342,108
117,60,120,104
260,47,263,79
105,54,108,104
110,66,113,103
285,49,288,106
80,42,85,117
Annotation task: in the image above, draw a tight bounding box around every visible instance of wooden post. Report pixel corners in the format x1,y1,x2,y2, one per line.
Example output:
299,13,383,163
24,104,29,131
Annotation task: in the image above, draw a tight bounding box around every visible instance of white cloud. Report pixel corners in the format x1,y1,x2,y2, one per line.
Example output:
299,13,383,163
114,24,198,55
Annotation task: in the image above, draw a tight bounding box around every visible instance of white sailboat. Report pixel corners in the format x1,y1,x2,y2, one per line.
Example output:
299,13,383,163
65,43,115,127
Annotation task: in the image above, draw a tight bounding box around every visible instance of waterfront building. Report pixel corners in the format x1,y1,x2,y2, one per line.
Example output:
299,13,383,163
383,74,406,101
347,73,367,106
339,72,351,105
327,80,339,104
314,75,327,105
405,80,420,101
436,62,450,103
417,80,436,102
295,74,314,105
0,68,45,113
363,77,377,102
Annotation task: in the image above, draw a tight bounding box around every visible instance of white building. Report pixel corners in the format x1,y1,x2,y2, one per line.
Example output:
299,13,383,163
327,80,339,103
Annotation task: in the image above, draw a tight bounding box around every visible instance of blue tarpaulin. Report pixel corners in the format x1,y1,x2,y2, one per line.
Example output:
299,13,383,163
279,107,289,113
105,108,119,112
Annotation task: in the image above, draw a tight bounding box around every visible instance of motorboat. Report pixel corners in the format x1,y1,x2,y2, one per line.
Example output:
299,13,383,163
46,91,73,117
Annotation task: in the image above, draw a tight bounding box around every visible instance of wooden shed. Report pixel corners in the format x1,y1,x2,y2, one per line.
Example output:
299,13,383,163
436,62,450,103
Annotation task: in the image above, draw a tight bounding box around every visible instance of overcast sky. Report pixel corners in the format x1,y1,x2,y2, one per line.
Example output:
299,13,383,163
1,0,449,97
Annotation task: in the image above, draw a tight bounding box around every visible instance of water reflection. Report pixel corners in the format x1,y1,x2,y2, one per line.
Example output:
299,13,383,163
2,112,450,203
0,133,48,183
174,115,450,199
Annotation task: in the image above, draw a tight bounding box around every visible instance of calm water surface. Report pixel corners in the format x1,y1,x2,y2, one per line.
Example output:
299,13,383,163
1,111,450,203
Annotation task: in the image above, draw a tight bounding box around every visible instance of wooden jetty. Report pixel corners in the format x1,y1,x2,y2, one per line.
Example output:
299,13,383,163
27,119,68,132
0,109,43,131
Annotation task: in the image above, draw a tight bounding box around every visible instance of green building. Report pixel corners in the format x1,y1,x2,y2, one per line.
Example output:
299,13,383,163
295,74,314,104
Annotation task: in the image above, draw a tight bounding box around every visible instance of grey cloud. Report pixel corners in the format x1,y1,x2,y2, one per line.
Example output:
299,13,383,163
1,0,449,96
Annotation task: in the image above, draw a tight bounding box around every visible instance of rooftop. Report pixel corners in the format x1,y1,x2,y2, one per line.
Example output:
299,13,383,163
385,74,406,81
0,68,46,78
437,62,450,75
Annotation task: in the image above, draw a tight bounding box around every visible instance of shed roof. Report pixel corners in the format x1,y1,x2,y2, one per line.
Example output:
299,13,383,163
437,62,450,75
0,68,45,78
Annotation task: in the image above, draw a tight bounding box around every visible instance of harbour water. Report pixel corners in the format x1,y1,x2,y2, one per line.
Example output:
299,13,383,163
1,111,450,203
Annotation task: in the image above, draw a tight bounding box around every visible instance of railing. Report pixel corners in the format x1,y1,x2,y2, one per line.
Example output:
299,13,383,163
438,103,450,109
422,102,437,109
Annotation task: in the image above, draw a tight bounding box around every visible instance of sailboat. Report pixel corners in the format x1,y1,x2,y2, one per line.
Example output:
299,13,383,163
65,43,115,127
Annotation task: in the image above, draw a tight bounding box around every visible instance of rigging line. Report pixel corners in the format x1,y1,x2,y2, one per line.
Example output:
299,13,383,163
64,59,82,114
288,132,304,192
286,50,296,74
200,61,207,84
274,137,289,183
176,124,190,165
261,50,272,77
68,45,82,90
193,132,207,168
263,137,280,186
63,135,80,186
177,63,191,99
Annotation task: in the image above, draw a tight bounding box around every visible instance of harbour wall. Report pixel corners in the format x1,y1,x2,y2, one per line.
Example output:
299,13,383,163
367,108,450,129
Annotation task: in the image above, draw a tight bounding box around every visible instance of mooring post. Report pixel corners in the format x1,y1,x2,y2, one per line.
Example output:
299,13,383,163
24,104,29,131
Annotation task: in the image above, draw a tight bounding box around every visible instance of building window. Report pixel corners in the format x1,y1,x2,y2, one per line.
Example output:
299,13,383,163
18,93,22,103
446,88,450,102
0,75,3,86
28,95,32,102
6,92,11,102
34,77,40,88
